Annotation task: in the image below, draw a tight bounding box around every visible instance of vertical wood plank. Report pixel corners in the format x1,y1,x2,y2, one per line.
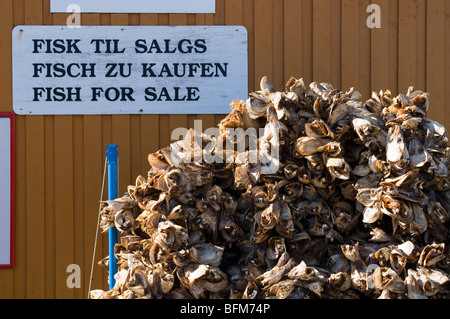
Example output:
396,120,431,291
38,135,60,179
111,114,131,196
43,115,55,299
0,0,13,112
54,116,74,299
51,13,74,299
415,0,426,91
359,0,371,99
110,14,132,195
73,115,84,299
341,0,359,91
13,0,24,25
214,0,227,125
168,14,188,146
426,0,445,124
25,114,46,298
272,0,284,90
139,14,159,174
388,0,399,95
330,0,341,89
254,0,273,88
371,0,389,92
81,13,108,292
446,1,450,133
83,115,105,293
302,0,313,84
43,0,51,25
12,0,26,299
130,114,141,178
313,0,332,83
24,0,46,299
283,0,302,82
243,0,254,92
197,8,217,137
398,0,417,93
225,0,243,25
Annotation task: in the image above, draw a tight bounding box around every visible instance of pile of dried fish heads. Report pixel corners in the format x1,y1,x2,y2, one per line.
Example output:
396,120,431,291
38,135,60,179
90,76,450,299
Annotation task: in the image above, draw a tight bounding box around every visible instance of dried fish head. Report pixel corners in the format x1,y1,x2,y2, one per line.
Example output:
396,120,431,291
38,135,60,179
267,279,296,299
328,272,352,292
305,119,335,139
153,221,188,252
294,137,333,157
93,76,450,300
266,237,286,262
325,157,351,180
246,96,269,119
189,243,224,267
331,201,359,235
371,267,405,294
386,126,409,164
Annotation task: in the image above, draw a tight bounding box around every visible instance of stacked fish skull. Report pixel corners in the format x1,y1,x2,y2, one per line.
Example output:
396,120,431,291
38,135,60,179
90,76,449,299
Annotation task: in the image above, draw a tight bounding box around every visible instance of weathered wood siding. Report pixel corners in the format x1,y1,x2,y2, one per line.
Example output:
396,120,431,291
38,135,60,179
0,0,449,298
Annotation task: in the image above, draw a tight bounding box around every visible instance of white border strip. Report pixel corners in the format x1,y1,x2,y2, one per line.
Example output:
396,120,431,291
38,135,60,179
51,0,216,13
0,118,11,267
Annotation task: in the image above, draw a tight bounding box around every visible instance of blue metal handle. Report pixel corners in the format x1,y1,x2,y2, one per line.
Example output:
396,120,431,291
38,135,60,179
106,144,119,290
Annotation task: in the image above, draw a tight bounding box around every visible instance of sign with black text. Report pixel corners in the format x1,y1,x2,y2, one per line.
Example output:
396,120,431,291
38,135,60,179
12,26,248,115
0,113,14,269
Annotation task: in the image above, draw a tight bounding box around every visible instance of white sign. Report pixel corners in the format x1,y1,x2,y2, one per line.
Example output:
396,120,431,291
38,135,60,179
51,0,215,13
0,115,13,268
12,26,248,115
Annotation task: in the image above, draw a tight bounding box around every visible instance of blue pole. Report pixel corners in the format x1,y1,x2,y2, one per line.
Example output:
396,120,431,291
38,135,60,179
106,144,119,290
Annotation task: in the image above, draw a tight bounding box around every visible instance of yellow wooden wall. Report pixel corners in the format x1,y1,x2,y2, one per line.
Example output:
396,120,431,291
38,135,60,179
0,0,449,299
